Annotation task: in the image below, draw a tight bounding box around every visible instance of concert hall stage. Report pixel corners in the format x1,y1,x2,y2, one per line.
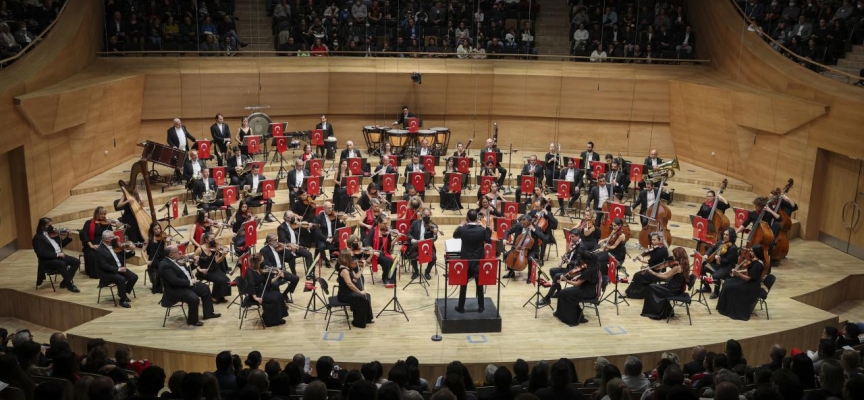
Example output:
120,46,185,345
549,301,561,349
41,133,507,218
435,297,502,334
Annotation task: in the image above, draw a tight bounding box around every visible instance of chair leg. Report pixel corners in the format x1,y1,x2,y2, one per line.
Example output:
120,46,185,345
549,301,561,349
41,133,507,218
325,306,332,331
109,286,117,306
764,301,770,320
685,304,692,325
180,304,187,320
594,304,601,327
343,306,351,330
163,307,171,327
240,307,247,329
48,274,56,292
257,307,265,329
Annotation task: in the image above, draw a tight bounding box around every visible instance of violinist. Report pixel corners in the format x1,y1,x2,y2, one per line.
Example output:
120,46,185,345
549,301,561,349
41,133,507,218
556,158,583,212
705,228,739,300
478,182,505,211
292,189,317,222
372,156,397,188
632,180,671,227
596,218,629,271
544,143,561,189
227,147,250,185
453,209,493,313
314,201,346,268
640,247,689,320
96,230,139,308
480,138,507,187
360,183,389,212
242,163,277,222
624,232,670,299
80,206,114,278
554,251,603,326
588,175,614,227
300,144,315,163
228,201,254,253
477,196,503,229
333,159,352,212
538,232,584,307
502,215,550,283
335,252,374,328
143,222,167,294
696,190,730,220
194,232,232,304
114,187,144,244
277,211,314,280
287,159,309,206
605,159,628,201
32,217,80,293
578,209,600,250
404,155,426,193
158,245,221,326
191,210,215,248
408,208,438,281
260,233,300,302
359,198,382,238
363,214,396,287
246,253,289,327
514,155,545,204
716,250,765,321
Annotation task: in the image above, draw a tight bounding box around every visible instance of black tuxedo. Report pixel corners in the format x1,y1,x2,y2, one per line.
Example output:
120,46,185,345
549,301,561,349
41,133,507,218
96,244,138,302
373,164,397,187
314,212,346,264
182,158,207,183
556,168,583,209
287,168,309,205
259,245,300,294
408,219,437,275
416,147,438,157
159,258,215,324
643,157,664,171
242,174,274,215
632,187,671,226
227,154,250,185
191,178,225,211
210,122,232,154
277,223,314,277
395,111,416,128
579,151,600,169
452,223,493,309
588,183,615,226
604,169,628,200
339,148,361,161
315,122,335,138
32,233,79,287
167,125,197,149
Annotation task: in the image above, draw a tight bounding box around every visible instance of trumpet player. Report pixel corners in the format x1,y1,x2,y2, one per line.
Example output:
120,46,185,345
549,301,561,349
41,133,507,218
96,231,139,308
408,208,438,281
191,169,227,212
227,147,251,185
260,233,300,302
277,212,315,280
183,149,207,188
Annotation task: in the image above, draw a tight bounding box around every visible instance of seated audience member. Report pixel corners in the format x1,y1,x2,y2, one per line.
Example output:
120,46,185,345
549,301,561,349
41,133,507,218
135,366,167,399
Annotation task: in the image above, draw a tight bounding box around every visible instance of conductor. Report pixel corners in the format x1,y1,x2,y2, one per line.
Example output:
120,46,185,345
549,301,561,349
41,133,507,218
452,209,493,313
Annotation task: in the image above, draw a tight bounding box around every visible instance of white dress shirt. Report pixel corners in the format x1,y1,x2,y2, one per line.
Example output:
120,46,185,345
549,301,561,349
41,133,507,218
175,127,188,150
44,232,62,256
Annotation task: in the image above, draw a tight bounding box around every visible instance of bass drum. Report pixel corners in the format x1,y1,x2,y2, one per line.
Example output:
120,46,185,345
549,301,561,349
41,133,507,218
248,112,272,138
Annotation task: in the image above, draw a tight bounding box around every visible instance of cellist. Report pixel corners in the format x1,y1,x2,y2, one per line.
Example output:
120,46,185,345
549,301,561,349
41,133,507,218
527,198,558,261
501,215,550,283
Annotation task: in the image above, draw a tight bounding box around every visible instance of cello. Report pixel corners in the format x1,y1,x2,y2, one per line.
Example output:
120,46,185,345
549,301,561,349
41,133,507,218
505,228,534,272
705,179,731,248
638,175,673,248
770,179,795,261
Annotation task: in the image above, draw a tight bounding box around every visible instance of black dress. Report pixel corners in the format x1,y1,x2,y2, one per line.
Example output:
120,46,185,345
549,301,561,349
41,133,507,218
195,249,232,300
238,127,251,156
555,264,602,326
246,268,288,327
716,261,764,321
625,246,669,299
145,239,167,293
336,266,373,328
641,272,685,320
80,220,113,278
333,174,350,212
114,200,143,244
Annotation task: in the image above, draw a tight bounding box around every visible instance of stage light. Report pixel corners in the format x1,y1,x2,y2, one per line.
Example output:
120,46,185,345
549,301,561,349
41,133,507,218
411,72,422,85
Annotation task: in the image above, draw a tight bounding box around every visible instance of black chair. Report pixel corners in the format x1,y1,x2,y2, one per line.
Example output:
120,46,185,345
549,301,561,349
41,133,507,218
320,278,351,331
235,276,265,329
0,386,25,400
577,280,607,326
755,274,776,320
162,302,188,327
97,283,117,306
666,274,695,325
39,270,60,292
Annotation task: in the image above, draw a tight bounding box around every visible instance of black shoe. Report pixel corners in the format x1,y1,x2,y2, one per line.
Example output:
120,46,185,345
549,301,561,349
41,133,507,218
411,272,419,280
538,298,549,306
240,42,249,48
526,278,532,284
191,321,204,327
478,306,485,313
120,301,131,308
67,285,80,293
710,292,719,300
454,306,465,313
579,316,589,324
503,271,515,279
203,313,222,319
424,272,432,281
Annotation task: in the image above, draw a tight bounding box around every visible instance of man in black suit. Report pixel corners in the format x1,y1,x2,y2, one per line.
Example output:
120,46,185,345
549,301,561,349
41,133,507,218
632,179,671,227
167,118,197,151
277,211,315,279
408,208,437,281
260,233,300,301
32,217,80,292
287,159,309,206
514,155,545,203
453,209,493,312
479,138,507,187
227,147,250,185
579,141,600,170
556,158,583,212
95,231,139,308
527,199,558,262
643,149,663,172
315,115,335,158
417,138,438,157
372,156,397,187
314,201,346,268
339,140,361,161
159,245,221,326
683,346,707,376
587,174,615,227
183,149,207,186
391,105,416,128
242,163,277,222
210,113,231,166
502,214,550,282
403,155,425,193
191,168,227,212
605,159,628,200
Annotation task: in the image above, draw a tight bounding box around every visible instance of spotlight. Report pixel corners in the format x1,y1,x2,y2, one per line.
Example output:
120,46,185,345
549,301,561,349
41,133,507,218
411,72,422,85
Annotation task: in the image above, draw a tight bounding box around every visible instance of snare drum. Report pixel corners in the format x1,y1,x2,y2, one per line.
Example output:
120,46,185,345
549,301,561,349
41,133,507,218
325,137,338,160
430,127,451,153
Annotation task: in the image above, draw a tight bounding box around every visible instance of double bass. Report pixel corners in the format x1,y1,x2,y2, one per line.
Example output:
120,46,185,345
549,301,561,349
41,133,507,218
770,179,795,261
705,179,731,247
740,194,781,279
638,175,672,248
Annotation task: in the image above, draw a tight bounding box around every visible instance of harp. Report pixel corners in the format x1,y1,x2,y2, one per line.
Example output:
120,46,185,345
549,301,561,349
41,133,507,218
118,160,157,239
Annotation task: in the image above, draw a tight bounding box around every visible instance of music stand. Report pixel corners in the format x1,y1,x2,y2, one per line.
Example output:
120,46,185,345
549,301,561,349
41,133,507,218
377,254,409,321
601,259,629,315
522,259,552,318
303,255,329,317
244,135,263,161
403,240,432,296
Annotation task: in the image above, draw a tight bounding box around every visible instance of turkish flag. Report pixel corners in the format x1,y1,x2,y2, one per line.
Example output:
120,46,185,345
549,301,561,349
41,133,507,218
447,173,463,193
394,219,411,235
239,252,250,277
310,130,324,146
197,140,211,159
590,161,606,179
502,202,519,219
381,174,396,193
348,158,363,175
395,201,408,219
422,156,436,175
308,159,323,176
564,229,572,247
556,180,571,199
407,117,419,133
410,172,425,192
389,155,401,167
307,176,321,196
483,152,497,167
520,175,535,194
480,176,495,195
271,123,285,137
275,137,288,153
693,216,709,242
247,136,261,154
171,197,179,220
478,259,499,286
114,229,125,243
418,239,433,264
608,256,619,284
733,208,749,229
484,242,495,259
496,218,514,239
447,259,468,285
692,252,704,277
456,157,470,174
629,163,644,184
243,220,257,248
607,202,626,226
211,167,226,186
345,176,360,196
337,227,351,250
262,179,276,200
222,186,237,206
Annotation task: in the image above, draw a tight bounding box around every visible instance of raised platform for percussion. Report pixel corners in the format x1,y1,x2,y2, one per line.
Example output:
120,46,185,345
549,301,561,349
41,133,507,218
435,297,502,334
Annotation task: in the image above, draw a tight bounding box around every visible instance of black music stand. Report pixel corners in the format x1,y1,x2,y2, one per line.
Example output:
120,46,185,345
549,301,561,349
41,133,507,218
522,259,552,318
160,209,183,239
403,246,430,296
304,258,329,318
377,254,409,321
600,266,629,315
443,173,464,215
269,138,293,180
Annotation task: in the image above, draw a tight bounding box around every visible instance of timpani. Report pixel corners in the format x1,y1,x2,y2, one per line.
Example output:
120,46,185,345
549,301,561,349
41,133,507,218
388,130,410,155
363,125,384,156
430,127,451,154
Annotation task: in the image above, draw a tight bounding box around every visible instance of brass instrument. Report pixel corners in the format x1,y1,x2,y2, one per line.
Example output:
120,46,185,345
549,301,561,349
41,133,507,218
492,122,499,151
198,190,217,204
644,157,679,183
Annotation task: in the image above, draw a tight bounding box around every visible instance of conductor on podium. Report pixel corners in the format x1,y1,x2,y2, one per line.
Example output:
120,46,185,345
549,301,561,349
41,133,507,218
452,209,493,313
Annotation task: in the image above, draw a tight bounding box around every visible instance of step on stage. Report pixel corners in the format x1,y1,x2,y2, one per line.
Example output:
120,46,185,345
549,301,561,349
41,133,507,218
435,297,502,333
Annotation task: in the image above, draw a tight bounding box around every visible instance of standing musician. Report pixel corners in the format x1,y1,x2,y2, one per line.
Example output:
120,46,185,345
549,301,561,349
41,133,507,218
538,231,584,306
632,180,671,227
605,159,628,201
578,209,601,250
246,253,289,327
96,230,139,308
167,118,197,151
417,139,438,157
340,140,361,161
579,141,600,169
277,211,315,280
408,207,438,281
227,147,250,185
335,251,374,328
640,247,689,320
243,163,277,222
716,250,765,321
114,187,145,244
704,227,739,299
194,232,232,304
235,117,252,157
391,105,416,128
260,233,300,302
210,113,232,166
372,156,397,187
292,190,317,222
544,143,561,190
440,158,464,211
287,159,309,206
403,155,426,193
514,155,545,204
183,149,207,187
191,168,227,212
556,158,583,211
453,209,493,313
300,144,316,163
359,198,383,238
527,198,559,260
502,214,551,283
480,139,507,187
696,189,730,219
33,217,80,293
80,207,114,278
143,222,167,294
363,214,396,287
159,245,221,326
624,232,670,299
315,114,335,159
587,175,614,227
332,159,353,212
595,218,629,273
314,201,346,268
554,251,604,326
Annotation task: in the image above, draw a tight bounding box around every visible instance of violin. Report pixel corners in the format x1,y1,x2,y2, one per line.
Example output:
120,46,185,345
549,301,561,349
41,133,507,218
561,263,587,281
113,241,141,252
632,244,662,262
640,259,678,272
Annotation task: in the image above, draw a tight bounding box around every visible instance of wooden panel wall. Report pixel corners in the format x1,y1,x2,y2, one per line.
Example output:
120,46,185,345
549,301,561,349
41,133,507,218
0,152,17,248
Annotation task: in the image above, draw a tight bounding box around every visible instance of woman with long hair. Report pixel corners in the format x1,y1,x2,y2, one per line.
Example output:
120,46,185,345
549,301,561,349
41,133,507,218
554,251,604,326
194,232,232,303
335,251,373,328
640,246,690,320
143,222,167,293
236,117,251,156
80,206,113,278
246,253,288,327
333,159,351,212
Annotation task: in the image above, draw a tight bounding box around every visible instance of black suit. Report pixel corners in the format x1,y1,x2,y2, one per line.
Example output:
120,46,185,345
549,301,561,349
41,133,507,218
277,222,314,277
259,245,300,295
395,111,417,129
579,151,600,169
604,169,628,200
339,148,361,161
632,187,671,226
191,178,225,211
503,224,549,279
556,167,583,209
210,122,232,156
588,184,615,226
404,163,426,190
182,158,207,183
227,154,250,185
287,168,310,205
314,212,346,265
372,164,397,187
705,242,739,295
242,174,274,215
408,219,437,276
167,125,197,150
514,163,545,203
315,122,335,138
95,244,139,302
159,258,215,324
479,148,507,187
32,233,79,287
643,157,663,171
452,223,493,309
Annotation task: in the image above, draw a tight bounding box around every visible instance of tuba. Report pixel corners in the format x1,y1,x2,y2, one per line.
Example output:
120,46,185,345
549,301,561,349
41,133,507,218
645,156,679,183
